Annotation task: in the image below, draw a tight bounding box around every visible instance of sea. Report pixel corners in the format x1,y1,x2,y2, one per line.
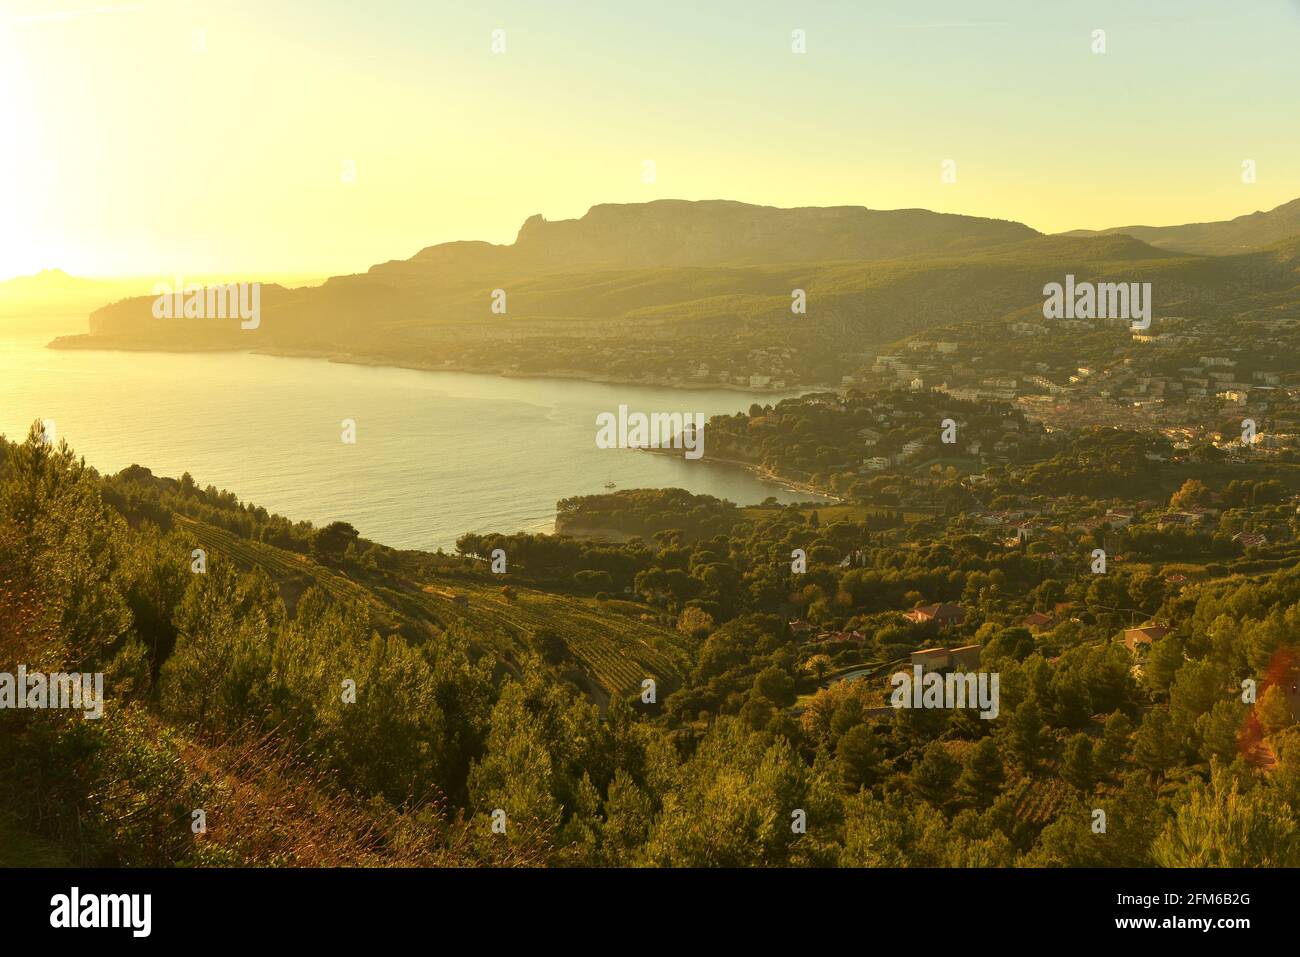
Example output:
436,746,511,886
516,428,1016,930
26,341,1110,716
0,315,827,551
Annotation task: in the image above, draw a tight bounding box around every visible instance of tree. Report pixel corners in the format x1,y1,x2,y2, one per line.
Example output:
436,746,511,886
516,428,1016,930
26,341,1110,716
836,724,883,792
1095,710,1133,774
311,521,360,562
676,605,714,640
1005,699,1047,770
468,680,563,846
804,654,832,680
159,561,279,732
957,737,1005,806
527,627,568,664
910,741,961,808
1257,685,1294,738
1169,659,1226,731
1170,478,1213,511
752,665,795,708
830,695,865,738
1142,635,1184,696
1198,699,1245,763
740,696,774,732
601,770,653,865
1153,765,1300,866
1061,734,1095,791
1029,772,1162,867
1049,668,1092,728
644,720,808,867
983,627,1035,664
1132,708,1177,777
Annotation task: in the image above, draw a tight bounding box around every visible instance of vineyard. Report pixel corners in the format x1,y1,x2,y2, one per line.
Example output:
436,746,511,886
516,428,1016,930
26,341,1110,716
173,514,380,608
1007,774,1074,826
171,513,691,702
400,579,693,698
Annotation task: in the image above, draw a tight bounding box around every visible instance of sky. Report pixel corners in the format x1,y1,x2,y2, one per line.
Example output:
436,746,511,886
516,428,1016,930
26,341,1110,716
1,0,1299,281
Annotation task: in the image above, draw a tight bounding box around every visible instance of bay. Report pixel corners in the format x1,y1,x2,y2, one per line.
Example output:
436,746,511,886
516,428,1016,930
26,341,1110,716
0,316,826,551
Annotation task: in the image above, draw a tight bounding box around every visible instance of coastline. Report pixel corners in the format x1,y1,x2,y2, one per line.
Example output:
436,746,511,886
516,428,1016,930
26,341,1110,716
46,334,830,397
638,447,842,503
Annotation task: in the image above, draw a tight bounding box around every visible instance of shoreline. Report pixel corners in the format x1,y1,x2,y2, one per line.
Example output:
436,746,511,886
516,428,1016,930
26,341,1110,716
638,447,843,503
45,335,831,397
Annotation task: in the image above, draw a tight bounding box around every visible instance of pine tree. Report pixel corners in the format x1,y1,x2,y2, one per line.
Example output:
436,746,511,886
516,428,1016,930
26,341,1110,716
1061,734,1095,791
957,737,1005,805
910,741,961,808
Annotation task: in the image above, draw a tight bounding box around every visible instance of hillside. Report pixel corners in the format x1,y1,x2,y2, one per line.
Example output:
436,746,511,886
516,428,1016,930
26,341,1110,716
500,200,1040,268
46,199,1044,384
1063,196,1300,256
138,492,693,710
53,215,1300,392
7,398,1300,867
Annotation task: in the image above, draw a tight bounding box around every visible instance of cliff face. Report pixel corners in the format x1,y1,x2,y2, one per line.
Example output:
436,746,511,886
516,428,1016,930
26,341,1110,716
72,198,1042,346
507,199,1039,268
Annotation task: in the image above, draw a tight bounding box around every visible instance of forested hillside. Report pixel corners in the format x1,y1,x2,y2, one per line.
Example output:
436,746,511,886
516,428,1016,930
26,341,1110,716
5,415,1300,867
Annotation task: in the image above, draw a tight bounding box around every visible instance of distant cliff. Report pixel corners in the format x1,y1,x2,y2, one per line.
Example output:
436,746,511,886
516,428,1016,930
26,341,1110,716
65,199,1041,344
49,198,1300,391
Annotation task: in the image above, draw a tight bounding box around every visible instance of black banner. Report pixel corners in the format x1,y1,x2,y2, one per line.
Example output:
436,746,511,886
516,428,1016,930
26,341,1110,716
0,867,1272,943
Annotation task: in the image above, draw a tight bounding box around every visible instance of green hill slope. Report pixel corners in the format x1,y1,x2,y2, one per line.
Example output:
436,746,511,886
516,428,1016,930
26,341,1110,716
173,514,691,707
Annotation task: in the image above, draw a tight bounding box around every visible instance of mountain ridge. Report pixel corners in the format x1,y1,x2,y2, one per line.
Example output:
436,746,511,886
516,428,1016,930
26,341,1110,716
39,195,1300,392
1061,196,1300,256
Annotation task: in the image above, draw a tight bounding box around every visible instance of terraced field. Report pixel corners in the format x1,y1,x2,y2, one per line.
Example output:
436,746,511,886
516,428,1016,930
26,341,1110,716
173,515,375,606
1008,774,1074,826
398,580,693,698
172,514,692,703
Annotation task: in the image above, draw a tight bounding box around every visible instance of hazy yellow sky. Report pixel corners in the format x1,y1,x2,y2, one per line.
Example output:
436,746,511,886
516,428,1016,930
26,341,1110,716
2,0,1299,281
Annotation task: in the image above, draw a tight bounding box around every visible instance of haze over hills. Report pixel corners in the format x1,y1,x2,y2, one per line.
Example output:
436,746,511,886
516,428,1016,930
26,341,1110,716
0,269,330,318
43,195,1300,390
501,200,1041,267
1062,196,1300,256
0,269,143,317
357,199,1040,284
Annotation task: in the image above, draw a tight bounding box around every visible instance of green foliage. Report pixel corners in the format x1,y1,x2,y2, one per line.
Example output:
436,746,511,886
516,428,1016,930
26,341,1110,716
1153,765,1300,867
7,415,1300,868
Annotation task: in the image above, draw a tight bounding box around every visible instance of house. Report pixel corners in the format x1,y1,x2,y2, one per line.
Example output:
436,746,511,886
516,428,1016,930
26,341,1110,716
906,603,967,629
1123,623,1170,655
898,439,927,460
910,647,951,672
910,644,982,672
1234,532,1268,549
788,619,814,637
1023,611,1059,634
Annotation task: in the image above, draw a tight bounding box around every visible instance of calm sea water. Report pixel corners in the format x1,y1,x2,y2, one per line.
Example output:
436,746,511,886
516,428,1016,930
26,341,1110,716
0,316,823,551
